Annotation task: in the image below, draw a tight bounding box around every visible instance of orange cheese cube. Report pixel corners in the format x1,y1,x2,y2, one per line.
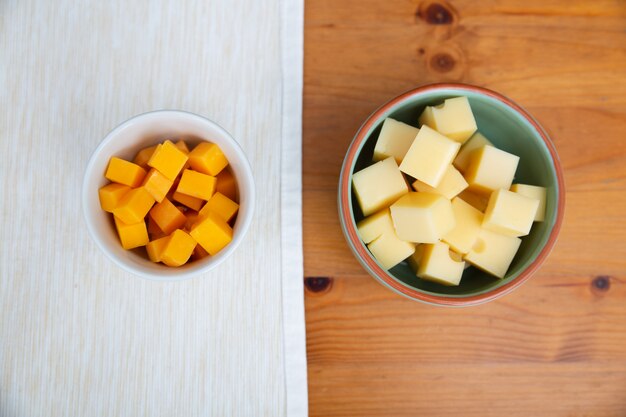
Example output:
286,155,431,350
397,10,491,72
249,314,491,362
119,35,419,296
188,142,228,176
184,210,199,230
149,198,187,235
147,216,166,240
145,235,171,262
112,187,155,224
198,192,239,222
133,145,158,168
172,191,203,211
142,168,174,203
216,169,238,201
160,229,197,267
98,183,130,212
114,216,149,250
190,211,233,255
147,140,189,180
177,169,216,201
192,244,210,261
105,157,147,187
175,140,190,154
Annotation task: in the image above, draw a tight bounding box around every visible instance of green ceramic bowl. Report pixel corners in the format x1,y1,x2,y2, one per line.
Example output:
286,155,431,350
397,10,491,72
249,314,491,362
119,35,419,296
338,83,565,306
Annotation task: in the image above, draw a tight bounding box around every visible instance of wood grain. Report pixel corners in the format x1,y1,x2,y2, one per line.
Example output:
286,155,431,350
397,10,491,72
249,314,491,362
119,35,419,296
303,0,626,415
0,1,304,416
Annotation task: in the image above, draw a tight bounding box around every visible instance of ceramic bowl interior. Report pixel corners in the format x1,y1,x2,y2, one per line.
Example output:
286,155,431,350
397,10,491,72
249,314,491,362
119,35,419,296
82,110,255,281
339,84,564,306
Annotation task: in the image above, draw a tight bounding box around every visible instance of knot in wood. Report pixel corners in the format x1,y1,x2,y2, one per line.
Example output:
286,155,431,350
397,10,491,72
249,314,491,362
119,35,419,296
305,276,333,294
418,2,455,25
430,52,456,72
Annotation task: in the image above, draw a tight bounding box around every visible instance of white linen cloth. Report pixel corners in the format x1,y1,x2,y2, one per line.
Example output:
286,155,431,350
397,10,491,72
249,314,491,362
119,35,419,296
0,0,307,415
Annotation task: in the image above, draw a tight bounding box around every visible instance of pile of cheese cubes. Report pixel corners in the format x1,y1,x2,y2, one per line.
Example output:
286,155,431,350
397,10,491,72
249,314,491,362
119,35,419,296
98,139,239,267
353,97,547,286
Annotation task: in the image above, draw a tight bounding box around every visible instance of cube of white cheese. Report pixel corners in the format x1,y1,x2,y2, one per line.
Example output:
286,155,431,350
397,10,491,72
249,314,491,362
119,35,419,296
416,242,465,286
352,157,408,216
511,184,547,222
465,145,519,195
406,244,425,272
457,190,490,212
453,132,493,172
373,118,420,164
356,208,394,244
464,228,521,279
399,125,461,188
412,165,468,200
483,189,539,237
442,197,484,254
419,97,477,144
367,231,416,270
390,192,456,243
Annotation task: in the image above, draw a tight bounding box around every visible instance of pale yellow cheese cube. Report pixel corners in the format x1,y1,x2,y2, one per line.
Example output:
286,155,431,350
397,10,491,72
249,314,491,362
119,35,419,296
367,231,416,270
457,190,489,212
453,132,493,172
418,106,435,129
442,197,484,254
511,184,547,222
373,118,419,164
419,97,477,143
406,244,425,272
412,165,468,199
465,145,519,195
416,242,465,286
464,228,521,278
356,208,394,244
352,157,409,216
483,189,539,237
399,125,460,188
390,192,455,243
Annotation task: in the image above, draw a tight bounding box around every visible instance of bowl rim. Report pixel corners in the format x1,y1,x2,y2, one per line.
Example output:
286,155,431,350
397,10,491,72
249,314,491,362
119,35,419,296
338,83,565,306
82,109,255,281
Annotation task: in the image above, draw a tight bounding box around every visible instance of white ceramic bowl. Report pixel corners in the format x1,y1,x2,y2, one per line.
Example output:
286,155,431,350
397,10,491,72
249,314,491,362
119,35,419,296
82,110,255,281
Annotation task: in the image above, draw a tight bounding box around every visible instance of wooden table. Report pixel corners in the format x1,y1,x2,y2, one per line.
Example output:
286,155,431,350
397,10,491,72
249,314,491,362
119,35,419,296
303,1,626,415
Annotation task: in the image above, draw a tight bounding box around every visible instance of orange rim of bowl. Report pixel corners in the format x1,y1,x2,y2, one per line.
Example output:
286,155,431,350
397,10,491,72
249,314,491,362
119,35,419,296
339,83,566,307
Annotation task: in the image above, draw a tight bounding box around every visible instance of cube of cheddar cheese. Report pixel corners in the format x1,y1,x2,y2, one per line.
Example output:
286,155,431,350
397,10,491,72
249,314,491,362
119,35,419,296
190,211,233,255
419,97,477,144
483,189,539,237
453,132,493,172
112,187,155,224
149,198,187,235
511,184,547,222
133,145,158,168
416,242,465,286
114,216,149,250
98,183,130,213
442,197,484,254
216,169,238,201
464,228,521,278
146,235,170,262
390,192,455,243
177,169,216,201
188,142,228,176
105,157,147,188
147,140,189,180
172,191,204,211
412,165,467,200
352,157,408,217
356,208,394,244
465,145,519,195
367,230,416,270
142,168,174,203
198,192,239,223
373,118,419,164
160,229,197,267
399,125,460,188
